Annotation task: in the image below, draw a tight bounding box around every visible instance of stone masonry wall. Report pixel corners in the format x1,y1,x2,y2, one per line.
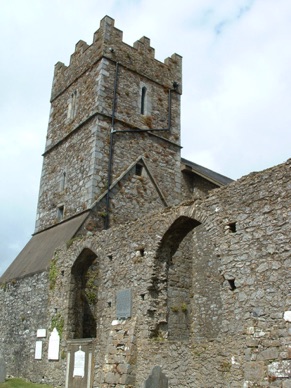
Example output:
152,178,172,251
54,158,291,387
181,172,219,201
0,272,66,383
36,120,99,232
36,16,183,233
1,159,290,387
51,16,182,102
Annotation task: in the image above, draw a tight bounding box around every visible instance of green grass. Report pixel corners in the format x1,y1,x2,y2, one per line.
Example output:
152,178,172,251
0,378,54,388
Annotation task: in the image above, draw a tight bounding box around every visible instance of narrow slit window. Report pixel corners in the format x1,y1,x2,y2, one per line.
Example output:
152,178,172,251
67,90,77,120
60,171,66,191
141,86,147,115
57,205,64,221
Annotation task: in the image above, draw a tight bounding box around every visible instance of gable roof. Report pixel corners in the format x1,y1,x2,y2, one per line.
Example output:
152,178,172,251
0,213,88,282
181,157,233,187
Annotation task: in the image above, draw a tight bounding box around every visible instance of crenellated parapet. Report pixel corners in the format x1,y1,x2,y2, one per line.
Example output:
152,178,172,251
51,15,182,101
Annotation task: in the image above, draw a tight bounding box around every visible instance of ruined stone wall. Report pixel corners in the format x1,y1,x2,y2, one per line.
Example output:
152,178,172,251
1,159,290,387
7,14,291,388
0,272,66,383
65,159,291,387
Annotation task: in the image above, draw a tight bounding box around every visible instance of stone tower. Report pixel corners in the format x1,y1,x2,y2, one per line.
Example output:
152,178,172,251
35,16,182,234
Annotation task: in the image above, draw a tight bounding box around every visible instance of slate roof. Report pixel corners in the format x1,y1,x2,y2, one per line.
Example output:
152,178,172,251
181,157,233,187
0,213,88,283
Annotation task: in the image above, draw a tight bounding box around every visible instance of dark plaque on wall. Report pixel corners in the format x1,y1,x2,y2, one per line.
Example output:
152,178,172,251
116,289,132,319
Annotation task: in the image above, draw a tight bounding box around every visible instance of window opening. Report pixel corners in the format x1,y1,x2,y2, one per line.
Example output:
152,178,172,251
57,205,64,221
141,86,147,115
228,222,237,233
135,164,143,176
67,90,77,120
139,248,145,257
60,171,66,191
228,279,236,291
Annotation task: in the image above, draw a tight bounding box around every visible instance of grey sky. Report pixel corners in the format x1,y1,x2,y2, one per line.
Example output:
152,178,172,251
1,0,290,275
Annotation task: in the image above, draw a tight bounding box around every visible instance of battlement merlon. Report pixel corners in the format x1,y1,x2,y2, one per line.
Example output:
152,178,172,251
51,15,182,101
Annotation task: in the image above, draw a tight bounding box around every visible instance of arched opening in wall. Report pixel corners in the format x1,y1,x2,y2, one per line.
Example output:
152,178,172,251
148,216,200,340
69,248,98,339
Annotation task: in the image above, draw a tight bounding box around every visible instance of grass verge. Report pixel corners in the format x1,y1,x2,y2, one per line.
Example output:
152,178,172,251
0,378,54,388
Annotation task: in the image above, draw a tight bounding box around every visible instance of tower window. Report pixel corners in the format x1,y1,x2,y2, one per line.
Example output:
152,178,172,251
57,205,64,221
67,90,78,120
141,86,147,115
60,171,66,191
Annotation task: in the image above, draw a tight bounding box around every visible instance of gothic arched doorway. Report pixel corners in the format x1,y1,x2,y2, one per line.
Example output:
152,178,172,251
148,216,200,340
69,248,98,339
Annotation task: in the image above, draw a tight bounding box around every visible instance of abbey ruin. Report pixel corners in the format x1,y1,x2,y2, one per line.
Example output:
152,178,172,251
0,16,290,387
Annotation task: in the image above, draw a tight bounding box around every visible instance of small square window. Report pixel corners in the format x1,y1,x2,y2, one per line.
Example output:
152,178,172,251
135,164,143,176
228,222,237,233
228,279,236,291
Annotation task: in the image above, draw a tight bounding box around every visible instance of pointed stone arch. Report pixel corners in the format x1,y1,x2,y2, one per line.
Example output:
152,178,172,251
148,215,201,339
158,216,200,257
68,247,98,339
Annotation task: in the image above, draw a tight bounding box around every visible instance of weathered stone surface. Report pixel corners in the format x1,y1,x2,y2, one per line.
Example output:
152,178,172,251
0,356,6,383
0,15,291,388
2,157,291,386
282,380,291,388
34,16,183,234
244,362,265,382
144,366,168,388
268,360,291,378
257,347,279,361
